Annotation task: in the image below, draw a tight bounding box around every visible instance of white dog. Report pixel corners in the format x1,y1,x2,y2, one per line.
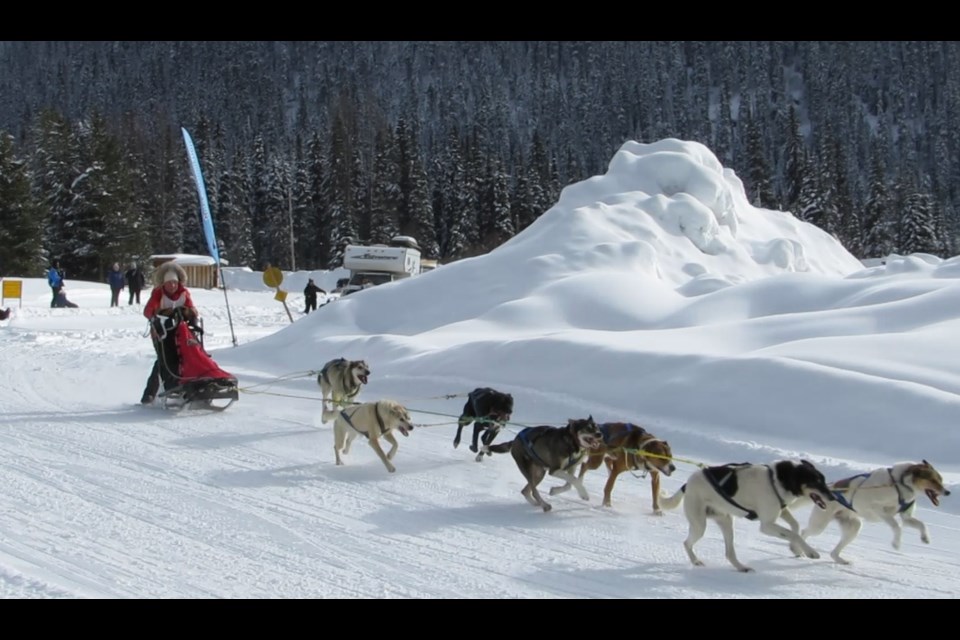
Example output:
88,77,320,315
317,357,370,423
660,460,834,572
332,399,414,473
802,460,951,564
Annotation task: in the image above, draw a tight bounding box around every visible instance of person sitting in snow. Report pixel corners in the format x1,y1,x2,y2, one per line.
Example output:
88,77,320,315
140,263,199,404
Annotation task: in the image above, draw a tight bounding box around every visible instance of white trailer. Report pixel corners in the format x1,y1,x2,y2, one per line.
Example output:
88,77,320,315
340,236,422,296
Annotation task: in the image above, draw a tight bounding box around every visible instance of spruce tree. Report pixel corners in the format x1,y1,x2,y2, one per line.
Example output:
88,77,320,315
0,133,44,275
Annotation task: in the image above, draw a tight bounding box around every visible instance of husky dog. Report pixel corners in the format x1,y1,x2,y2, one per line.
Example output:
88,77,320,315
332,399,414,473
550,422,676,513
660,459,835,572
318,357,370,422
453,387,514,461
485,417,603,512
802,460,951,564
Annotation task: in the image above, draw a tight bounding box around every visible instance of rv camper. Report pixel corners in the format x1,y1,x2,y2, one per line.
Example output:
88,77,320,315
340,236,422,296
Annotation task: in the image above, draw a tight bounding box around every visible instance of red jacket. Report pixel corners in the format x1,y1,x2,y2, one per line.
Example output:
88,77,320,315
144,283,197,320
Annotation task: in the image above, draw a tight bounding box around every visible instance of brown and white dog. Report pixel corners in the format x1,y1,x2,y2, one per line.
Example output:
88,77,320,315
318,357,370,422
332,399,414,473
550,422,676,513
802,460,951,564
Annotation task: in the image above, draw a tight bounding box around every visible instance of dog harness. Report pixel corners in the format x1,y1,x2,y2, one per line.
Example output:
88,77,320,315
888,467,916,513
701,464,785,521
338,404,387,440
517,427,582,471
829,473,870,512
599,422,646,446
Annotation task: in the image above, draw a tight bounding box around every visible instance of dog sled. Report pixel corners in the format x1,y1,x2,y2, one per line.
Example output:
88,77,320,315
157,317,239,411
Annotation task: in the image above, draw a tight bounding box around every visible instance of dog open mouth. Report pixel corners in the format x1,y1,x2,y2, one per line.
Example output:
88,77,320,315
398,424,412,437
810,492,827,509
358,374,369,384
925,489,941,506
581,435,602,450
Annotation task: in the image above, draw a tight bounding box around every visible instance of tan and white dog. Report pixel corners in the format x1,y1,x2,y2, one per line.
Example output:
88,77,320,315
318,357,370,423
802,460,951,564
332,400,414,473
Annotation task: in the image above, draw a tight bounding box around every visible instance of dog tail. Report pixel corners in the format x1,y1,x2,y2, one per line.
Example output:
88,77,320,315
659,484,687,510
485,440,514,455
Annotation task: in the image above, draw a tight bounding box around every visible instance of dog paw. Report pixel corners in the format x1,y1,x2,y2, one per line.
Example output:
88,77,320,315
737,566,755,573
468,445,478,453
652,508,663,516
922,534,930,544
832,555,850,565
542,504,552,513
387,466,396,473
452,440,460,449
474,453,484,463
805,549,820,560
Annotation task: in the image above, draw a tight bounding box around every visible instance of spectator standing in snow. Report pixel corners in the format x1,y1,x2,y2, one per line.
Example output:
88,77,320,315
303,278,325,314
47,259,64,308
125,262,146,305
107,262,125,307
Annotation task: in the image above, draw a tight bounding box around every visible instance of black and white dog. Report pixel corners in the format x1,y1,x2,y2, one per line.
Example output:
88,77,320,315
453,387,514,461
802,460,951,564
660,460,835,572
485,417,603,512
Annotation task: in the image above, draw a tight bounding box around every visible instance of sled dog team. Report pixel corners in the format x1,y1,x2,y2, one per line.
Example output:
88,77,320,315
316,356,952,572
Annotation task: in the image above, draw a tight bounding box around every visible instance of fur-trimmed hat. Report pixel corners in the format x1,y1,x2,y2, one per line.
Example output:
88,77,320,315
153,261,188,287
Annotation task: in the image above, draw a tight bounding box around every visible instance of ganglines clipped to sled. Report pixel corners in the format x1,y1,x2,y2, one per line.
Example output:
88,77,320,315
156,315,239,412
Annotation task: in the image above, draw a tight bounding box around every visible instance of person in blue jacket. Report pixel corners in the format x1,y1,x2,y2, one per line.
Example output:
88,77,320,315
47,259,64,308
107,262,125,307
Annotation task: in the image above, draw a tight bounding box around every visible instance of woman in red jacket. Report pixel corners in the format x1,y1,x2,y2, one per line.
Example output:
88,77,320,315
140,263,200,404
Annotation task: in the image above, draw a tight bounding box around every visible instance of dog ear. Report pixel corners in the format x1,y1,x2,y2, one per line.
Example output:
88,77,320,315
800,459,815,469
923,459,930,466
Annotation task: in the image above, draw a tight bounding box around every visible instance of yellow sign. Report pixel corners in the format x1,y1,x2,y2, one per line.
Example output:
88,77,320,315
2,279,22,306
263,267,284,288
274,289,288,302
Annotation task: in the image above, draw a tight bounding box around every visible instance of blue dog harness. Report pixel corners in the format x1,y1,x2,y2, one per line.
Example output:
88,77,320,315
517,427,582,471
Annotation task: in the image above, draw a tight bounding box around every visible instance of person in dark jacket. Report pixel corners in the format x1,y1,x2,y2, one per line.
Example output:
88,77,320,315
303,278,326,314
107,262,125,307
124,262,146,305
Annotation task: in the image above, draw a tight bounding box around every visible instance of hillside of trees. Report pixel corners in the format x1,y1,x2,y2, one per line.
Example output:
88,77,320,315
0,41,956,281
